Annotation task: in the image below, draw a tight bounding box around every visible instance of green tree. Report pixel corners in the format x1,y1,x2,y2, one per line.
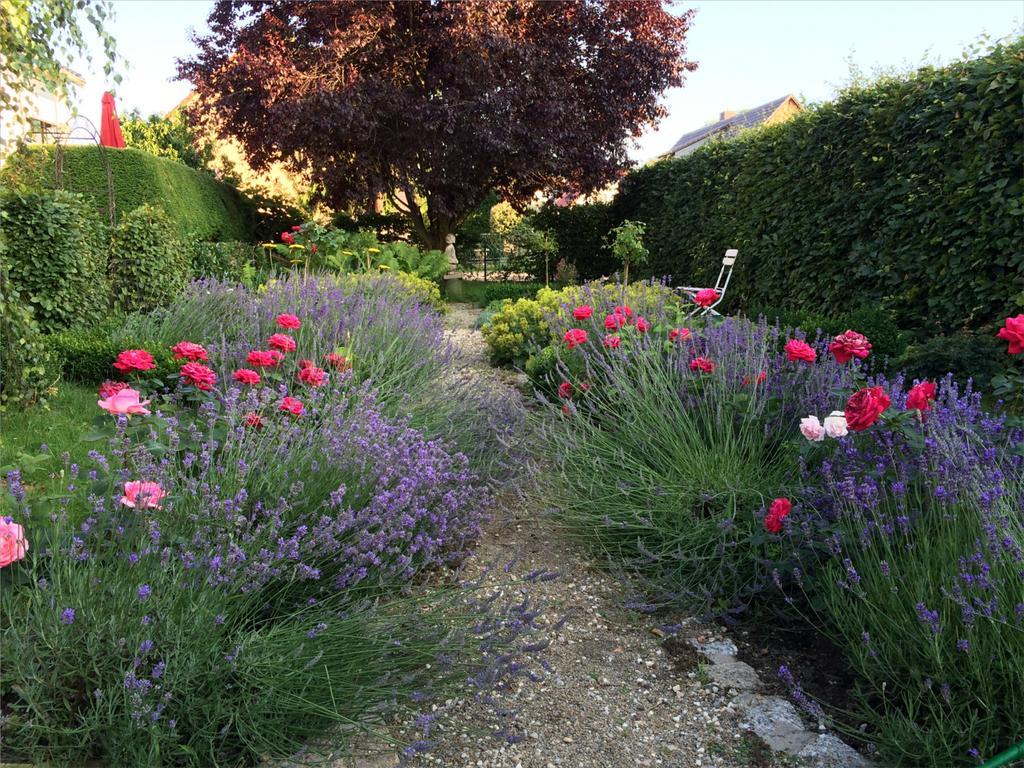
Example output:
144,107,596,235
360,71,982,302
0,0,118,140
120,110,212,170
610,220,648,286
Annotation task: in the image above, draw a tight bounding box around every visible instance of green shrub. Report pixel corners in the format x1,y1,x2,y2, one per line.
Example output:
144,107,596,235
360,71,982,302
47,322,177,385
613,41,1024,333
476,299,510,330
480,298,550,366
895,331,1006,389
524,344,560,398
481,281,546,306
188,240,262,280
0,188,109,332
1,145,255,241
108,205,189,313
0,252,56,408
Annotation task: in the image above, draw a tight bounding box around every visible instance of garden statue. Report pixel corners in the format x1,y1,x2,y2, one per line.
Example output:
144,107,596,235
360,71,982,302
444,234,458,273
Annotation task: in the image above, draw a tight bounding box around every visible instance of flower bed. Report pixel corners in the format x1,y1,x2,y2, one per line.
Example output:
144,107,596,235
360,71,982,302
535,294,1024,764
0,274,534,765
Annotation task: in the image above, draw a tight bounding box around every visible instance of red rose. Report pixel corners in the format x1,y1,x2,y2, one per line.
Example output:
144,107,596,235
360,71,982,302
635,316,651,333
324,352,351,371
232,368,261,386
171,341,208,361
764,497,792,533
298,365,327,387
572,305,593,320
245,412,263,429
743,370,767,386
905,380,936,413
564,328,588,349
690,356,715,373
693,288,719,308
268,333,296,353
247,350,284,368
275,313,302,330
98,379,128,399
558,381,573,399
180,362,217,391
279,396,304,416
290,225,302,232
844,386,891,432
613,305,633,319
784,339,817,364
669,328,692,343
996,314,1024,355
604,313,625,331
113,349,156,373
281,231,295,244
828,330,872,364
602,335,621,349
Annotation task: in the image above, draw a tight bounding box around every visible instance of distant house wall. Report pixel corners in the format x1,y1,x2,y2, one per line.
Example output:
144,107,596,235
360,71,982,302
0,69,85,158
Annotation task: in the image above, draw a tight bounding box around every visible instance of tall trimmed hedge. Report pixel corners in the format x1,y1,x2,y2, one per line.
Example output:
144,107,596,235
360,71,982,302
1,145,255,241
532,201,616,280
612,41,1024,333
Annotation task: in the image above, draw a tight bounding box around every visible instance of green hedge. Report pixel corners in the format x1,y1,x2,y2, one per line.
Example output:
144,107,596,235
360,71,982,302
531,201,616,280
1,145,255,241
0,189,109,333
611,41,1024,334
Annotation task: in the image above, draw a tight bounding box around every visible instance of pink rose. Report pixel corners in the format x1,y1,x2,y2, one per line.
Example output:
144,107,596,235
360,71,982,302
602,335,621,349
98,388,151,416
245,412,264,429
693,288,719,308
247,350,284,368
823,411,848,438
324,352,351,371
690,356,714,373
276,313,302,330
635,316,651,333
98,379,128,399
604,313,625,331
828,330,872,364
281,231,295,244
669,328,691,342
298,366,327,387
0,518,29,568
905,380,936,413
179,362,217,391
268,333,297,353
232,368,261,385
572,305,593,321
113,349,156,373
613,305,633,319
996,314,1024,355
120,481,166,510
784,339,817,363
171,341,208,361
564,328,588,349
764,498,792,534
280,396,304,416
799,415,825,442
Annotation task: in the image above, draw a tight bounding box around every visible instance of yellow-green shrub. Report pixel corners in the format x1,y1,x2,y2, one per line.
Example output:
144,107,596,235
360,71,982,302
481,298,549,366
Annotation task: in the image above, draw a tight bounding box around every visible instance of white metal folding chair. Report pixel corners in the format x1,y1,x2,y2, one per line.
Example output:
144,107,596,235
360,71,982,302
678,248,739,318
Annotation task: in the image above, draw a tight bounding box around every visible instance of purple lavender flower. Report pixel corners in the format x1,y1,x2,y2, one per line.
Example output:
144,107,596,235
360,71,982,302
60,608,75,625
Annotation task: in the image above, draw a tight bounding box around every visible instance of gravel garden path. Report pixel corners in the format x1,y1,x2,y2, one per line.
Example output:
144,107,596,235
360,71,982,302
337,305,869,768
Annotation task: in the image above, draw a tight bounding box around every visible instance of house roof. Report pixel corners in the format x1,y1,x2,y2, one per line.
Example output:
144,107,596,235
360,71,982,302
665,94,795,156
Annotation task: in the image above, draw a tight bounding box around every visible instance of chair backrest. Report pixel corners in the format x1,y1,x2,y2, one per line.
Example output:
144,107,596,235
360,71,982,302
722,248,738,266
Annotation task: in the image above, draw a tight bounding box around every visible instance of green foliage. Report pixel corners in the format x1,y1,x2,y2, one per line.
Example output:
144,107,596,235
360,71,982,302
1,145,255,241
120,110,212,170
0,383,96,472
379,240,448,280
481,282,546,306
489,201,522,235
0,252,56,408
613,41,1024,333
609,219,648,285
0,188,108,332
895,331,1006,389
532,201,615,280
251,190,307,243
187,240,263,281
480,298,550,366
752,305,907,363
108,204,188,313
456,191,500,252
46,321,177,384
524,344,560,398
333,209,411,242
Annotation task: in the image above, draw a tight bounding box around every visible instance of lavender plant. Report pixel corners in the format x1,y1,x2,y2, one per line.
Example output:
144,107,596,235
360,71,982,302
535,288,856,616
789,376,1024,765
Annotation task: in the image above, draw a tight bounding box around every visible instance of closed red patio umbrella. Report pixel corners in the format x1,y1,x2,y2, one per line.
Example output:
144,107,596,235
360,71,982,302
100,91,126,148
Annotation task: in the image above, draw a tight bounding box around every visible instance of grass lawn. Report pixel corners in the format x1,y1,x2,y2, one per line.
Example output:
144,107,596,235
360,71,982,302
0,382,97,485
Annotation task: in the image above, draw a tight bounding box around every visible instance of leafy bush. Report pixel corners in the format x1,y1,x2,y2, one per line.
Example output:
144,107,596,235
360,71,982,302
1,145,255,241
480,298,550,366
108,205,189,313
0,255,55,408
895,331,1006,390
481,281,546,306
613,41,1024,333
379,240,448,280
0,188,109,332
609,219,648,285
46,323,177,385
120,110,213,170
187,240,262,281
